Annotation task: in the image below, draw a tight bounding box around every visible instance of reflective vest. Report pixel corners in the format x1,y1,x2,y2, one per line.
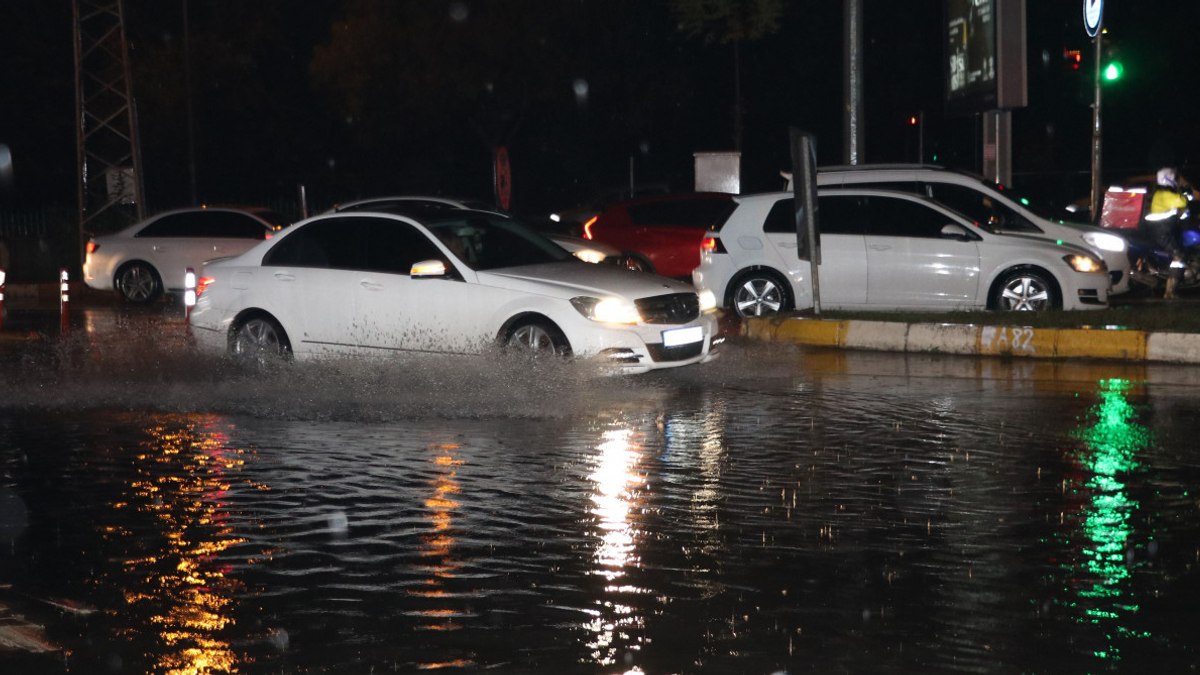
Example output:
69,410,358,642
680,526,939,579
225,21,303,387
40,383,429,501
1147,187,1188,222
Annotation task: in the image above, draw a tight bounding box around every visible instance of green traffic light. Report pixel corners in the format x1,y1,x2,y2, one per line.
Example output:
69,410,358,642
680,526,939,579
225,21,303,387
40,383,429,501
1103,61,1123,81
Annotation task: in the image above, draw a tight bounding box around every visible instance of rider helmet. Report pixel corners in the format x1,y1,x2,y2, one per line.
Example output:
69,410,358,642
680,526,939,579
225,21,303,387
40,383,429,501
1157,167,1179,189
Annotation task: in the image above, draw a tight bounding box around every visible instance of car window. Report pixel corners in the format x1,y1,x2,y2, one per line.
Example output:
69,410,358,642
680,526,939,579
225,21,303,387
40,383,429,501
626,198,736,228
137,211,269,238
363,219,445,274
922,183,1041,234
425,215,572,270
861,196,959,238
264,218,365,269
763,196,865,235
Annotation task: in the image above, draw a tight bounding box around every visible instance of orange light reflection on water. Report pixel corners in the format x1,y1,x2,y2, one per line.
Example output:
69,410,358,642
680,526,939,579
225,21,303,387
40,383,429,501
105,414,257,674
414,442,476,668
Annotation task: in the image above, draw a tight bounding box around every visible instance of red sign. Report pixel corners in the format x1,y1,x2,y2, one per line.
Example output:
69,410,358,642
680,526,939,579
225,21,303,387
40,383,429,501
494,146,511,211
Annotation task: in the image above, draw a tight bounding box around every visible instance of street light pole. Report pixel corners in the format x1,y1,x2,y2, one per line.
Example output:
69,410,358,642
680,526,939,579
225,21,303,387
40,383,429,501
1089,29,1103,223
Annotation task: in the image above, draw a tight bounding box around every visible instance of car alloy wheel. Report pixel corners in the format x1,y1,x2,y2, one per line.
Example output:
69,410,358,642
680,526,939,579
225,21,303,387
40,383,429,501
732,274,785,317
116,263,162,304
506,320,571,356
231,316,292,368
994,269,1059,311
620,255,653,274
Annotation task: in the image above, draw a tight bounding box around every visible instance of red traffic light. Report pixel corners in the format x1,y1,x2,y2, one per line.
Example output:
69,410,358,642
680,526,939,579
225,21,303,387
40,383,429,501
908,115,919,126
1064,48,1082,71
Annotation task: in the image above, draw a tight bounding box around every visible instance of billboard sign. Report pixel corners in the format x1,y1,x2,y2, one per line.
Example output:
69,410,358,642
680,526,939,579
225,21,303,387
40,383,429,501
945,0,1026,114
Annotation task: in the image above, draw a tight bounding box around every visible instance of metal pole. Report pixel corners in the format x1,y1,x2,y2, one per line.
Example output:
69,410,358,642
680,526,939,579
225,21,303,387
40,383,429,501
184,0,197,205
917,111,924,164
843,0,864,165
1090,31,1103,223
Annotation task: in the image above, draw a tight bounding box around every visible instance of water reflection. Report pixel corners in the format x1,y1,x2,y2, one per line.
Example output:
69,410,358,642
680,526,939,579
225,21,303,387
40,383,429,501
583,427,648,669
412,441,473,669
107,414,252,674
1065,378,1153,665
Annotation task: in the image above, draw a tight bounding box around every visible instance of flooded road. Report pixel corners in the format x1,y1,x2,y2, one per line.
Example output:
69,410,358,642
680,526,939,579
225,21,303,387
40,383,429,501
1,307,1200,673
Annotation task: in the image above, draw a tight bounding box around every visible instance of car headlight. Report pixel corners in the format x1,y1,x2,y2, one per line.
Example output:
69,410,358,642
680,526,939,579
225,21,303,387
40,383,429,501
1082,231,1127,253
697,288,717,313
572,248,608,264
1064,254,1106,274
570,296,642,324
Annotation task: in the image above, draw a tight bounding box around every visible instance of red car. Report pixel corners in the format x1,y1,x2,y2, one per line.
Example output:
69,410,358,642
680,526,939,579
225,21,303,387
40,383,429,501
582,192,736,278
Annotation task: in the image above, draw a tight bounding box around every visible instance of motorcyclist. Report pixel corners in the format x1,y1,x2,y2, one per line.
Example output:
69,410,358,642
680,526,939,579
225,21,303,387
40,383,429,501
1143,167,1192,299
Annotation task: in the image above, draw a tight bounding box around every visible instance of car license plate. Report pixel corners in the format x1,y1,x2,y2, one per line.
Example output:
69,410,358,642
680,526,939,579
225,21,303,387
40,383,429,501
662,326,703,347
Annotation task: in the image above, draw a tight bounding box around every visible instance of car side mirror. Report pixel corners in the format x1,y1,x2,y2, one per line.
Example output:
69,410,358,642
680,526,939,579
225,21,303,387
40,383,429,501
410,259,448,278
940,223,973,241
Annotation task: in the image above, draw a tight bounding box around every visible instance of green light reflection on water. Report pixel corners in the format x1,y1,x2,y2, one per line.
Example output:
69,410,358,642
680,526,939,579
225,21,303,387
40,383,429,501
1067,377,1154,663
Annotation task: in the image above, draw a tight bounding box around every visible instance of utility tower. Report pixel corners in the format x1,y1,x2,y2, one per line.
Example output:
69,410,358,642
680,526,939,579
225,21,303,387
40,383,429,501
73,0,145,244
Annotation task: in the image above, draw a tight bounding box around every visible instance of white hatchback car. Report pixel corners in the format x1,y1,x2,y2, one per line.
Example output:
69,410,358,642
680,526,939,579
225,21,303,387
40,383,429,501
188,209,721,374
692,189,1111,316
84,206,287,303
809,164,1132,294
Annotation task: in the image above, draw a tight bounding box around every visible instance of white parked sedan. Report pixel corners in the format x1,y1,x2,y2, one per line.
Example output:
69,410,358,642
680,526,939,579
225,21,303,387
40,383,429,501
84,206,287,303
692,189,1111,316
188,210,722,374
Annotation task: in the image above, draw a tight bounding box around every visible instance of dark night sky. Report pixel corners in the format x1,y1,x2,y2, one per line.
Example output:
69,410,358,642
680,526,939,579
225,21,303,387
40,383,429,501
1,1,1197,218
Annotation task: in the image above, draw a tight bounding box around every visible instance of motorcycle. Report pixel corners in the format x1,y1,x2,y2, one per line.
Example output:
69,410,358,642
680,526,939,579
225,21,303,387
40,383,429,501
1103,180,1200,292
1127,224,1200,291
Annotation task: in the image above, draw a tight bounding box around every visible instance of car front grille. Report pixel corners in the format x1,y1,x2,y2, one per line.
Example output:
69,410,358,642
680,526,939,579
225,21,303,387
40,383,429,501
647,341,705,362
636,293,699,324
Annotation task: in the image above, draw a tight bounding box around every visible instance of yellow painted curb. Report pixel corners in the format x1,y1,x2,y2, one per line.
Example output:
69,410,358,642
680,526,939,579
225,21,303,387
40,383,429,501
772,317,845,347
0,331,40,343
744,316,1170,363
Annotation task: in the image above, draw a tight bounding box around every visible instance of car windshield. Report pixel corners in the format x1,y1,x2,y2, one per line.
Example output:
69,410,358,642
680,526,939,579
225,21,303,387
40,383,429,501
424,214,574,270
976,177,1065,222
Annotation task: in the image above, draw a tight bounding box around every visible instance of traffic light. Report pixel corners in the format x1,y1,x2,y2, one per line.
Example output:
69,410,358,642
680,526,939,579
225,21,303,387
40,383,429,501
1103,60,1123,82
1064,48,1083,71
907,114,919,126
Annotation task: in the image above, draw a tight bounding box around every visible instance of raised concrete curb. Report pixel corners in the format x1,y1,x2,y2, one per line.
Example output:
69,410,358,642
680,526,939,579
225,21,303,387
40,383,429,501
743,315,1200,364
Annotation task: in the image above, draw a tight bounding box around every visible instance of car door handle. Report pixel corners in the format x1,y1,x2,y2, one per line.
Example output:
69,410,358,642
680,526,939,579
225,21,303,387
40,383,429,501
869,244,892,251
273,272,295,282
360,281,384,291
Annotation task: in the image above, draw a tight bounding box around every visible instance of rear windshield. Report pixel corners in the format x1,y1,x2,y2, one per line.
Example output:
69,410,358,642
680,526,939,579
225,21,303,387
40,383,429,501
626,198,736,229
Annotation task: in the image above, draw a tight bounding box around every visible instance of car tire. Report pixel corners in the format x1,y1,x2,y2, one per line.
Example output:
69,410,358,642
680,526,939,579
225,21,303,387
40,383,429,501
230,314,292,369
991,268,1061,311
621,254,653,274
729,269,791,317
115,262,162,304
504,318,572,357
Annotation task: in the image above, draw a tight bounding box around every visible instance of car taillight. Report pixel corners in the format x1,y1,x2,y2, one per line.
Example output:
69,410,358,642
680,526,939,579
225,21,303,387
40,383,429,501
196,276,215,297
582,215,598,240
85,241,99,255
701,234,727,254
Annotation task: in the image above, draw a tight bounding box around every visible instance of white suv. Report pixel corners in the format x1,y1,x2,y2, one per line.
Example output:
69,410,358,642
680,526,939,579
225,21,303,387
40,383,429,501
800,165,1131,294
693,189,1111,315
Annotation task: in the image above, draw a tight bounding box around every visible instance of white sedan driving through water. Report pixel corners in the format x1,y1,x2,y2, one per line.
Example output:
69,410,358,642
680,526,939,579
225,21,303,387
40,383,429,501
188,209,721,374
